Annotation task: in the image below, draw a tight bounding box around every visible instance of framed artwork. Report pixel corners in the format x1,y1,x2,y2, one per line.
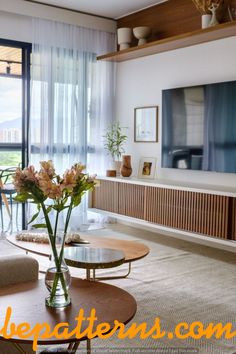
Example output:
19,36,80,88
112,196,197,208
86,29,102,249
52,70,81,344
138,157,156,179
134,106,158,142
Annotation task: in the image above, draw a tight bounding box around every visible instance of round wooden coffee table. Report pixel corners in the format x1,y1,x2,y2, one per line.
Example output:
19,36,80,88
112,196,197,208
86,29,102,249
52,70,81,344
0,278,136,353
7,234,149,280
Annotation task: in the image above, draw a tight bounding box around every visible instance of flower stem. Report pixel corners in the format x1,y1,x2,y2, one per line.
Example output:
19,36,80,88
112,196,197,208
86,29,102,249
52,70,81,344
41,203,69,304
59,200,73,265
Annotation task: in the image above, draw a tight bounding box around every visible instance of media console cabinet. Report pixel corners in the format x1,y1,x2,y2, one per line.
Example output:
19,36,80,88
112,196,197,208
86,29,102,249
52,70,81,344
91,177,236,243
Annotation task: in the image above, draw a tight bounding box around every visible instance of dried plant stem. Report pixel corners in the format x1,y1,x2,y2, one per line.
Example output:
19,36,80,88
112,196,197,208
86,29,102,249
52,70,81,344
192,0,222,14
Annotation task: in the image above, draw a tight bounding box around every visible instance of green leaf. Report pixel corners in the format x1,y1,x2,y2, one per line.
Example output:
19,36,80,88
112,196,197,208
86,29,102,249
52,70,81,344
28,210,40,225
32,223,47,229
14,193,32,203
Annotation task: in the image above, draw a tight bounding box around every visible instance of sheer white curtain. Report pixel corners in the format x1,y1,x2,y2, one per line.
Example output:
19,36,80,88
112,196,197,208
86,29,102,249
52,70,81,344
29,18,116,228
30,18,116,174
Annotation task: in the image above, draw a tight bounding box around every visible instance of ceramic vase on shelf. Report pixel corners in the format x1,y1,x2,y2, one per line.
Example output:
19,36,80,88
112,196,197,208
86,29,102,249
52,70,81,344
117,28,132,50
133,26,151,45
113,160,122,176
121,155,132,177
201,14,212,29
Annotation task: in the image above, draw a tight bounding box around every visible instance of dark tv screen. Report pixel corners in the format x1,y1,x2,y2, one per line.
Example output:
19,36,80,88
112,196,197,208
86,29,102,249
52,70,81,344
162,80,236,173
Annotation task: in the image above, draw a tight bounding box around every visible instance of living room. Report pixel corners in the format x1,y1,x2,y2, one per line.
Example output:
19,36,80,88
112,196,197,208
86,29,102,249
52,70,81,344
0,1,236,354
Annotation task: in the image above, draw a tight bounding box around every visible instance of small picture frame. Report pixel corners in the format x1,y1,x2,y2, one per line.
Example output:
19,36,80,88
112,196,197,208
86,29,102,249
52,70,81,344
134,106,158,142
138,157,156,179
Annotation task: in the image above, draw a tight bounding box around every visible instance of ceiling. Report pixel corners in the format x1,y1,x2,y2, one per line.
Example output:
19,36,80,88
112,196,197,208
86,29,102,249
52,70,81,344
28,0,167,19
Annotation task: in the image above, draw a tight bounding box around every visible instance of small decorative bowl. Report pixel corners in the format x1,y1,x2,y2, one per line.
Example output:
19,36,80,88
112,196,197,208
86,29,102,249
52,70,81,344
133,26,152,45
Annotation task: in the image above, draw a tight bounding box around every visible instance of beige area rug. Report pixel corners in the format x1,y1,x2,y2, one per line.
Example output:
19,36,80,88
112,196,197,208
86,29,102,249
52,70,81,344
1,225,236,354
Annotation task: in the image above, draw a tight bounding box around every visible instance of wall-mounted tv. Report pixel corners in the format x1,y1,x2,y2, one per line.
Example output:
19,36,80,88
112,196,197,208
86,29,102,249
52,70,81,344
162,80,236,173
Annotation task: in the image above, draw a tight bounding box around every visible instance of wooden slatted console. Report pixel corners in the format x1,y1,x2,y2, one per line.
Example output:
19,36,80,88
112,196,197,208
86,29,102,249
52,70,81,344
91,177,236,241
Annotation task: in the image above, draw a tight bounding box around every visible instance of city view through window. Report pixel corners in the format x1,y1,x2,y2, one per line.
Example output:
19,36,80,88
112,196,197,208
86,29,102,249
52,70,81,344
0,74,22,167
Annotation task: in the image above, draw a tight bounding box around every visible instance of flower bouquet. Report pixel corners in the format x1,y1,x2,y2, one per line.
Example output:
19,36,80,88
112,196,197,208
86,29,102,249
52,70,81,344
13,161,96,308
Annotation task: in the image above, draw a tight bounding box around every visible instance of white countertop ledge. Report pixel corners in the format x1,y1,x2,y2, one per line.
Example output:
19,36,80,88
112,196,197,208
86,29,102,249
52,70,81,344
96,176,236,197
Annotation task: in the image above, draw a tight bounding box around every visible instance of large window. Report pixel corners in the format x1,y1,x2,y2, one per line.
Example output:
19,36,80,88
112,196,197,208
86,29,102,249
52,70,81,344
0,39,31,228
0,40,31,169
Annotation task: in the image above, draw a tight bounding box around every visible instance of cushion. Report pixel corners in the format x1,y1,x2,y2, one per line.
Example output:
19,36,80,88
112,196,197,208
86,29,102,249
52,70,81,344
0,255,39,287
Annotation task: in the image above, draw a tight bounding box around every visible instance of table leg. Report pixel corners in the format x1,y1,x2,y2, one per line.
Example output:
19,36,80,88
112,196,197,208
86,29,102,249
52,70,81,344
86,269,91,280
93,262,132,281
68,341,80,353
12,342,29,354
87,339,91,354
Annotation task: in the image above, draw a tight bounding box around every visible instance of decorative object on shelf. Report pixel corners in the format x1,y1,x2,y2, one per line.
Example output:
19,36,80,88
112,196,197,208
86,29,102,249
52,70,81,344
202,14,212,28
192,0,222,28
117,27,133,50
138,157,156,179
134,106,158,142
104,122,127,176
112,160,122,174
208,2,220,26
13,161,96,308
228,5,235,21
133,26,152,45
97,21,236,63
121,155,132,177
106,170,117,177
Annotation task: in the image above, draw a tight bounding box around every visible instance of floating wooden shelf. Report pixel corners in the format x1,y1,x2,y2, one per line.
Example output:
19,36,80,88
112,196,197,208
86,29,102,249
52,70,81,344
97,21,236,62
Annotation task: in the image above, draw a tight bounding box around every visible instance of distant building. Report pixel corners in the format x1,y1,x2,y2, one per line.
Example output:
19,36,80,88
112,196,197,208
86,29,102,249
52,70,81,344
0,128,21,143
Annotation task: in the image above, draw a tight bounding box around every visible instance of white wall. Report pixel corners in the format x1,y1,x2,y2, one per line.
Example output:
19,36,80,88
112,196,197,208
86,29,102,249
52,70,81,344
0,0,116,44
116,36,236,188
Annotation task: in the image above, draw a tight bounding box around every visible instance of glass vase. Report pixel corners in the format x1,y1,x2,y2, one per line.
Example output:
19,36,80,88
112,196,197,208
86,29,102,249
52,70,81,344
45,233,71,308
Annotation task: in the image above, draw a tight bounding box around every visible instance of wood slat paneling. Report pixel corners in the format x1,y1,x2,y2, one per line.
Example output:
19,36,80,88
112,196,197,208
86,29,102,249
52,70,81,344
118,183,145,219
145,187,229,238
92,181,232,240
231,198,236,240
92,180,118,213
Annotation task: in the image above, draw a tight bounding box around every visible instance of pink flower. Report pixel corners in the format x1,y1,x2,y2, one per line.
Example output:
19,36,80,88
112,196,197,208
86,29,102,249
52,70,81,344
13,166,38,192
71,163,86,181
40,160,55,179
62,169,77,191
47,183,63,199
23,165,38,182
38,175,62,200
14,161,95,202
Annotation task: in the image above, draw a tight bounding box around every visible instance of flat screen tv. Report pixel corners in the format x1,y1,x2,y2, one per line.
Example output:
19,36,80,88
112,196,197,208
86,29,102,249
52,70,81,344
162,80,236,173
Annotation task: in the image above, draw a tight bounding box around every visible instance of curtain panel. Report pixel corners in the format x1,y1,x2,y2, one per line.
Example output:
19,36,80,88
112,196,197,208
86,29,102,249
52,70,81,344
30,18,116,174
29,18,116,228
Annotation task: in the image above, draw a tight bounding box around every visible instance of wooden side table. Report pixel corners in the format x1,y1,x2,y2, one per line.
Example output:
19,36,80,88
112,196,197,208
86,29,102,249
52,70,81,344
0,278,137,354
7,235,150,280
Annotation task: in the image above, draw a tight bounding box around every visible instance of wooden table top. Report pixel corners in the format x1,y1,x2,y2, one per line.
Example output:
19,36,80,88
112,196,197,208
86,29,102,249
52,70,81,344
0,278,136,345
64,247,125,269
7,234,149,263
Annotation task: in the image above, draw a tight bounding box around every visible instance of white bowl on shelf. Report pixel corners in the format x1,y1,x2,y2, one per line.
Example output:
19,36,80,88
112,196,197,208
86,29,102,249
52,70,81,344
133,26,152,45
